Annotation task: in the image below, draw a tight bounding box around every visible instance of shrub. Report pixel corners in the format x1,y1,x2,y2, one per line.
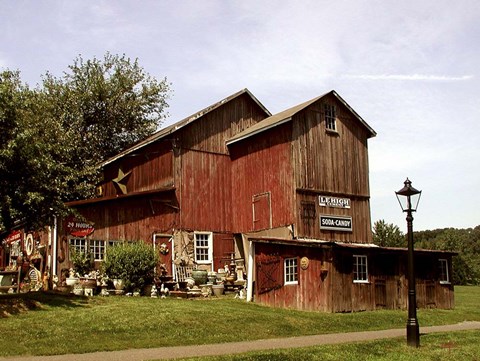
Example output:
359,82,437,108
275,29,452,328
102,242,158,291
70,247,94,277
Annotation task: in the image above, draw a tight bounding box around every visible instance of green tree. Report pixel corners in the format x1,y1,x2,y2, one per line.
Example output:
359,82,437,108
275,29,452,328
372,220,406,247
415,226,480,285
41,53,171,164
0,70,95,231
0,54,171,232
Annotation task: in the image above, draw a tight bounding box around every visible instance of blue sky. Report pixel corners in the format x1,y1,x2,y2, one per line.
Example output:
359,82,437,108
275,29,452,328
1,0,479,231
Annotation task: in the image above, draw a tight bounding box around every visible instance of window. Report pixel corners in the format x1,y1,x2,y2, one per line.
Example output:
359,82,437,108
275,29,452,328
439,259,450,284
69,238,87,253
284,257,298,285
324,103,337,131
194,232,213,265
90,240,106,261
353,255,368,283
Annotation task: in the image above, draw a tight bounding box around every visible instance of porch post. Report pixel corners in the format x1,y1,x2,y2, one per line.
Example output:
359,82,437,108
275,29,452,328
246,240,254,302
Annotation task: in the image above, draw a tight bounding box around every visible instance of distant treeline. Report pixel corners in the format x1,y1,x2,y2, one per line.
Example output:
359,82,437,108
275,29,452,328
414,226,480,285
373,220,480,285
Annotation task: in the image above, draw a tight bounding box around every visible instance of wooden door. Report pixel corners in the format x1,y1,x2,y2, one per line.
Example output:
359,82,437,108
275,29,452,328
252,192,272,231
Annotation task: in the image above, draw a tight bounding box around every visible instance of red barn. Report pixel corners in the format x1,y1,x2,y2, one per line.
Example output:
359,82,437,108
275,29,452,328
48,88,454,311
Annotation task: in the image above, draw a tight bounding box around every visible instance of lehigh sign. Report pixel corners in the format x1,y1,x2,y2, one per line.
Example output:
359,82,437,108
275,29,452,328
320,215,353,232
319,195,351,209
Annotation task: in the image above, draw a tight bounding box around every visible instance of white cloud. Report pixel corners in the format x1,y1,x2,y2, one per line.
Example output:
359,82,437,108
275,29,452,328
342,74,474,81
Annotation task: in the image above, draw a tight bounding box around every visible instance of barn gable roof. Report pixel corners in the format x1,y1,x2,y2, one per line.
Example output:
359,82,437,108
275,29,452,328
226,90,376,146
101,88,271,167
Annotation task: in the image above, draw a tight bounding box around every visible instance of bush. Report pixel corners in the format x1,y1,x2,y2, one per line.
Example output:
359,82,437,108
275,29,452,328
102,242,158,291
70,247,93,277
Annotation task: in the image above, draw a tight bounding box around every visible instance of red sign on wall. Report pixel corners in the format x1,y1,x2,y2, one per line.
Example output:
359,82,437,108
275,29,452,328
4,230,22,245
65,216,95,237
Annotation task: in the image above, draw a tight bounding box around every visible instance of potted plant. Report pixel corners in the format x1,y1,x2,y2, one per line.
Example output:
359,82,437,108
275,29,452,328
70,247,96,294
70,246,94,277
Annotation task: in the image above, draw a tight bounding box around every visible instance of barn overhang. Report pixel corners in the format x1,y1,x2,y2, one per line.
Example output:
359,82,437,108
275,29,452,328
66,186,176,207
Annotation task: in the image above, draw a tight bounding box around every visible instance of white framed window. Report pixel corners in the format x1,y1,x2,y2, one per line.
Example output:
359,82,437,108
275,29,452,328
69,238,87,253
324,103,337,131
108,240,121,248
90,240,106,261
439,259,450,284
353,255,368,283
284,257,298,285
194,232,213,265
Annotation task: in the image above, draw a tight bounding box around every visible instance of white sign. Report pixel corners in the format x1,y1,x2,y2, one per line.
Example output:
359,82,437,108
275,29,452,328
319,195,351,209
320,215,353,232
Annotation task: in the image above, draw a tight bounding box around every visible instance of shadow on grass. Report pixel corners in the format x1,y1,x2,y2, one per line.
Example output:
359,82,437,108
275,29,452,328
0,291,91,317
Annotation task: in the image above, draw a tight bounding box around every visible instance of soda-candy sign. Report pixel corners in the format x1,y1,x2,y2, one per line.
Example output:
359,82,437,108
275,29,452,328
320,215,352,232
65,216,95,237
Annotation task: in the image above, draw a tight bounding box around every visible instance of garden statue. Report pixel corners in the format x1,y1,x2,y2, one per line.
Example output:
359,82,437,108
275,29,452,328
151,284,158,298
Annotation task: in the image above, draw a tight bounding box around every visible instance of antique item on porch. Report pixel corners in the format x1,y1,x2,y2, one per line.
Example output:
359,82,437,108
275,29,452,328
212,283,224,297
191,269,208,286
300,257,309,270
159,243,169,255
66,268,79,286
150,284,158,298
73,282,84,296
200,283,212,297
80,277,96,289
113,278,125,291
207,272,217,284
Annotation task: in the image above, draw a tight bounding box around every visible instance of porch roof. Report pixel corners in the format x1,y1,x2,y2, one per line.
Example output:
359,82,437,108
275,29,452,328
249,237,457,255
66,186,176,207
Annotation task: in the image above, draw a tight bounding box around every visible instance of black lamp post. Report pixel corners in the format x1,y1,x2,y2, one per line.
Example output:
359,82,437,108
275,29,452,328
395,178,422,347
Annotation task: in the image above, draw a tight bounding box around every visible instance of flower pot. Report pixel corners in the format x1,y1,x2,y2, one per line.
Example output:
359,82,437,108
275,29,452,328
212,284,224,297
80,277,96,288
66,277,79,286
191,270,208,286
113,278,125,290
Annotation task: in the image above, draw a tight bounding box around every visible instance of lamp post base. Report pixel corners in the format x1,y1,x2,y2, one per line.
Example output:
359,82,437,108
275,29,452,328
406,319,420,347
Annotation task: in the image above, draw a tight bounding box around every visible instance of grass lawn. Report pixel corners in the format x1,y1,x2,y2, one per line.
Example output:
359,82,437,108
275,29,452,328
177,330,480,361
0,286,479,357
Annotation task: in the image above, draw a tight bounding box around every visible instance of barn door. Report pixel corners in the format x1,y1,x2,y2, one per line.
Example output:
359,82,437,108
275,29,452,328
256,253,282,294
252,192,272,231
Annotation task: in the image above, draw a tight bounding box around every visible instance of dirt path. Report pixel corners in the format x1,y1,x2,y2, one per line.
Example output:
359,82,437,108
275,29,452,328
2,321,480,361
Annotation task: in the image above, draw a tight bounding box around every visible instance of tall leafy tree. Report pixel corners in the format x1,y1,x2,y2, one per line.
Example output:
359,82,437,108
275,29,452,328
372,219,406,247
0,54,171,232
41,53,171,164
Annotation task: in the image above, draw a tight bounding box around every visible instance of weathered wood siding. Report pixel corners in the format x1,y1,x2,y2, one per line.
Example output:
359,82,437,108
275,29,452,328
292,95,371,194
178,150,233,232
178,93,268,155
70,92,268,240
254,243,455,312
292,94,372,242
254,242,333,312
296,192,372,243
230,123,295,233
101,141,174,197
213,233,235,272
74,193,179,242
329,249,455,312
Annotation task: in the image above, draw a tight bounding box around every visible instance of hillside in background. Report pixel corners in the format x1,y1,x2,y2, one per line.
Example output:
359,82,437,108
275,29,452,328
373,220,480,285
414,225,480,285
